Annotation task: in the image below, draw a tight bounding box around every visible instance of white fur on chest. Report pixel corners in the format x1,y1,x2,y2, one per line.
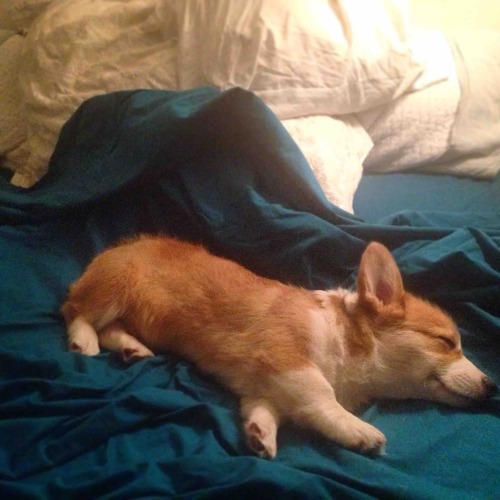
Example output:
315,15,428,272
307,301,346,384
308,289,376,411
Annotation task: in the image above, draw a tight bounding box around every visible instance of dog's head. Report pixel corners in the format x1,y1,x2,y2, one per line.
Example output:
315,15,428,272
355,242,497,407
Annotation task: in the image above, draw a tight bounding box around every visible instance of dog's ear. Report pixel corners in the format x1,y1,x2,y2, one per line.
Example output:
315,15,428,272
357,242,404,313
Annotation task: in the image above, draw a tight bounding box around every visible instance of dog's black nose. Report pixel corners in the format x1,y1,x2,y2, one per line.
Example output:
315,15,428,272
482,376,498,398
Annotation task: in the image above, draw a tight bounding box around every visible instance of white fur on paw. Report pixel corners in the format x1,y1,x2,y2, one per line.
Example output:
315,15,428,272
67,317,100,356
68,339,100,356
245,422,277,459
343,421,386,456
120,346,154,364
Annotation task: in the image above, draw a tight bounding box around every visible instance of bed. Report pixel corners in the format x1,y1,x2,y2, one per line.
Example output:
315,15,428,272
0,1,499,498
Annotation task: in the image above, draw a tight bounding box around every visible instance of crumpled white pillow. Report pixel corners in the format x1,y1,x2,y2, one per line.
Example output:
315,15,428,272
282,115,373,213
0,32,28,172
358,30,460,174
175,0,423,119
0,0,54,31
13,0,178,187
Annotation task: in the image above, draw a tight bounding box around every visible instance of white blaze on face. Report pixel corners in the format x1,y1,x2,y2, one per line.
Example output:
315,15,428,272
439,355,493,400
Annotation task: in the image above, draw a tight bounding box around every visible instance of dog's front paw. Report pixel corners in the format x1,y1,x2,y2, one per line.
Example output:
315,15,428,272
342,421,386,456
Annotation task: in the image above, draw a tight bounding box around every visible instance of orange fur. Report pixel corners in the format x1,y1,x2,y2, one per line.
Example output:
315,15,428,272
62,237,497,458
63,237,313,387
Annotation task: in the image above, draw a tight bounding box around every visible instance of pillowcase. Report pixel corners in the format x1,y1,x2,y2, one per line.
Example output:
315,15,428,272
0,0,54,31
359,29,500,179
12,0,179,187
174,0,423,119
358,31,460,174
0,32,28,172
425,30,500,178
282,115,373,213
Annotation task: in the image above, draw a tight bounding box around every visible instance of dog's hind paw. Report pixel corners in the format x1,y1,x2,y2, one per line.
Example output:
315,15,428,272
120,346,154,364
68,339,100,356
246,421,277,459
241,398,279,459
67,317,100,356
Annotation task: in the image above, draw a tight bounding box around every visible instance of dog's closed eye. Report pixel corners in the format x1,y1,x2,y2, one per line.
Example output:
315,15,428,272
437,336,457,350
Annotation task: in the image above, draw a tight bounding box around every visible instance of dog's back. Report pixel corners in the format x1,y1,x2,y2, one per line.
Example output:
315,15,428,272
63,236,315,387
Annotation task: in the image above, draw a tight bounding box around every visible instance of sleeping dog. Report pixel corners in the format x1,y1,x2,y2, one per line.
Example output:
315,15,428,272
62,236,497,458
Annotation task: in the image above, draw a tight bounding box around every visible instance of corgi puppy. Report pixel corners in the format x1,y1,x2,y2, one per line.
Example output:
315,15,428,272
62,236,497,458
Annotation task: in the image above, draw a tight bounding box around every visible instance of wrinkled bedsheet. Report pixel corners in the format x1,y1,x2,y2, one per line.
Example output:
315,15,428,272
0,88,498,499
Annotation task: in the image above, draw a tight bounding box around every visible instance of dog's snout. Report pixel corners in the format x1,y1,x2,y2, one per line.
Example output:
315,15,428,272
482,376,498,398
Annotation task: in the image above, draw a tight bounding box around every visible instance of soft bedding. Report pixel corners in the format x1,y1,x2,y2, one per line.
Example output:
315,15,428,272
355,172,500,223
356,30,461,174
0,29,27,173
5,0,418,204
425,30,500,178
1,0,499,206
359,29,500,179
0,88,499,499
6,0,500,195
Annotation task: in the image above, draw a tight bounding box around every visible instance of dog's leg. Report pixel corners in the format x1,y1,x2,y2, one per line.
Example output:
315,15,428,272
99,321,154,364
67,316,100,356
271,366,386,455
241,397,280,459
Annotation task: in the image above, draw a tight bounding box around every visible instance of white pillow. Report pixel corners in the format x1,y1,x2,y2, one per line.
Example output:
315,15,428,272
0,32,28,172
12,0,178,187
0,0,54,31
358,30,461,174
175,0,423,119
282,115,373,213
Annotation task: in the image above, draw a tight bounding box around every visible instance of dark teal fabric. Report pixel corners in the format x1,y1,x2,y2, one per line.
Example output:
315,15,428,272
354,172,500,223
0,88,498,499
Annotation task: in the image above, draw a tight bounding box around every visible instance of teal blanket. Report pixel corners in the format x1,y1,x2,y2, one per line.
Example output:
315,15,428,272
0,88,498,499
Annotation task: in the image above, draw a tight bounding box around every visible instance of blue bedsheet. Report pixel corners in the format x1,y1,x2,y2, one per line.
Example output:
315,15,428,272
0,88,498,499
355,172,500,223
